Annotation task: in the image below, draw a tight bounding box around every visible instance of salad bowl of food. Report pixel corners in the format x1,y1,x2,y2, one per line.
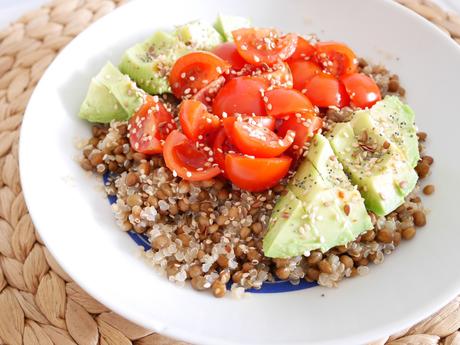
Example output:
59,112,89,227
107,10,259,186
19,0,460,344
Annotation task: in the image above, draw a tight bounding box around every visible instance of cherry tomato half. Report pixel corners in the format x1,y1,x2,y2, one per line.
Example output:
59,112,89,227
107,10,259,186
264,88,315,118
314,41,358,77
341,73,382,109
225,154,292,192
128,95,176,154
305,73,350,108
224,119,295,158
289,60,321,91
179,100,220,141
163,130,221,181
192,76,226,111
212,76,269,117
278,114,323,160
212,128,237,173
212,42,247,71
169,52,230,99
232,28,298,66
287,36,316,62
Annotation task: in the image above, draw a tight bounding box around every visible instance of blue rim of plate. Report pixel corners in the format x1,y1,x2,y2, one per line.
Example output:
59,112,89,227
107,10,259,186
104,173,316,293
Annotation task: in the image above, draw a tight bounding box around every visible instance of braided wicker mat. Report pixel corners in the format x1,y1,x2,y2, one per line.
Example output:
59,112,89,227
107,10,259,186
0,0,459,344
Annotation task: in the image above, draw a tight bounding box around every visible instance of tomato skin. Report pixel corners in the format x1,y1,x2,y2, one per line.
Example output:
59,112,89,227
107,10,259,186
225,154,292,192
289,60,321,91
163,130,221,181
305,73,350,108
128,96,176,154
192,76,226,111
232,28,298,66
169,52,230,99
264,88,315,118
314,41,358,77
212,76,269,117
212,42,247,71
287,36,316,62
341,73,382,109
278,114,323,159
179,100,220,141
231,121,295,158
212,128,237,174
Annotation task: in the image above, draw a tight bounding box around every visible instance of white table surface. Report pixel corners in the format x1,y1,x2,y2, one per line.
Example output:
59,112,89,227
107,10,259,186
0,0,459,29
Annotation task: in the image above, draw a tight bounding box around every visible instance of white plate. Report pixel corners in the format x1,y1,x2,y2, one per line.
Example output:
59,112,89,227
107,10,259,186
19,0,460,344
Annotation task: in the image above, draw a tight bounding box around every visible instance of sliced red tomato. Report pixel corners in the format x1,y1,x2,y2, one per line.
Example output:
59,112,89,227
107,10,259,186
232,28,298,66
341,73,382,109
212,42,247,71
258,62,293,88
163,130,221,181
264,88,315,118
212,128,237,173
169,52,230,99
289,60,321,91
212,76,269,117
128,95,176,154
278,114,323,159
178,100,220,141
225,154,292,192
229,120,295,158
287,36,316,62
222,115,276,136
305,73,350,108
192,76,226,111
314,41,358,77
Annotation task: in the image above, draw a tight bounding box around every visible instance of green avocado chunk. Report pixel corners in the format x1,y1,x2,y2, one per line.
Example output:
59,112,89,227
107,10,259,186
175,20,223,50
367,96,420,167
213,14,251,41
79,62,145,123
263,134,372,258
119,31,190,95
328,112,418,216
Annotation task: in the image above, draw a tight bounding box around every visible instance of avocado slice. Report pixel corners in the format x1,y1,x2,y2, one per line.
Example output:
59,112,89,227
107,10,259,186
98,62,145,116
367,96,420,167
119,31,190,95
79,78,128,123
307,135,373,238
175,20,223,50
263,190,321,258
263,134,372,258
328,112,418,216
214,14,251,42
78,62,144,123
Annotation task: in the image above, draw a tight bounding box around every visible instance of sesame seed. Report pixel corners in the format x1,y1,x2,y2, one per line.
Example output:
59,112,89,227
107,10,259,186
253,55,261,63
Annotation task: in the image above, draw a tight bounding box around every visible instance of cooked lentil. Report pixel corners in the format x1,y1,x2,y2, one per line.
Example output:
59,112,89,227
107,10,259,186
80,62,432,296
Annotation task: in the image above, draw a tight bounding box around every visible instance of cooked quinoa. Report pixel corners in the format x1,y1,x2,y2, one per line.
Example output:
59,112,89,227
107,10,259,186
80,61,433,298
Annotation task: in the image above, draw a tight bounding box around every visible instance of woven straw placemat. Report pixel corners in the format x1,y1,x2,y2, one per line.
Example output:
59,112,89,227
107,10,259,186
0,0,459,344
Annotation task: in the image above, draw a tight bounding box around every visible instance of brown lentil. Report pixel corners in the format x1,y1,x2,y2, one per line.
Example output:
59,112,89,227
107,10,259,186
417,132,427,141
275,267,290,280
126,172,139,187
413,211,426,227
376,228,394,243
318,259,333,274
423,185,435,195
151,235,170,250
402,227,416,240
340,255,354,269
191,276,209,291
307,251,323,265
212,280,226,298
89,152,104,166
306,268,320,281
415,162,430,179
